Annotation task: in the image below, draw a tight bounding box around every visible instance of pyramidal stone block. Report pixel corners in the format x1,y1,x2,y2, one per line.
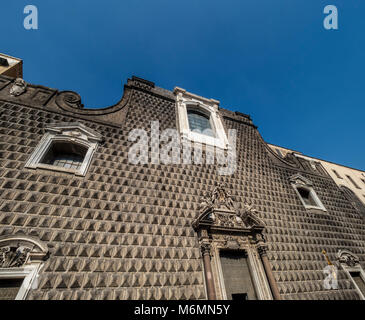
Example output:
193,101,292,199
0,76,364,300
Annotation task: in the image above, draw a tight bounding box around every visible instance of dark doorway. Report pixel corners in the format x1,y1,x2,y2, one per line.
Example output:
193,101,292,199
349,272,365,297
232,293,248,301
0,278,24,300
219,250,257,300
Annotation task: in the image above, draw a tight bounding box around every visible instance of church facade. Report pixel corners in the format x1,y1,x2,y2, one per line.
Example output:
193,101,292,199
0,74,364,300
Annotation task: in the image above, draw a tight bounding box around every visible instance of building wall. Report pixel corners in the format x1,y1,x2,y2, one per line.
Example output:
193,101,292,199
319,162,365,205
0,76,364,300
268,144,365,206
0,54,23,79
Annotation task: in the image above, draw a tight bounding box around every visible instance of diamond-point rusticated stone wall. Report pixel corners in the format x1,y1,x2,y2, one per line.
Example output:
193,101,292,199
0,75,364,300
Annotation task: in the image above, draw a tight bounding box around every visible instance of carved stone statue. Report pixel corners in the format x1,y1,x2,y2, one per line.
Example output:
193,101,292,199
237,203,264,228
0,245,31,268
10,78,27,97
337,249,360,267
200,183,236,211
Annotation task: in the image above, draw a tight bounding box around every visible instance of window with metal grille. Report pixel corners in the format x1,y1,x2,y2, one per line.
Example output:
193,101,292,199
41,142,87,170
187,109,215,137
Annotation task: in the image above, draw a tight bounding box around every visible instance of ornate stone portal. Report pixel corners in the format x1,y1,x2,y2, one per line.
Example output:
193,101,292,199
192,184,280,300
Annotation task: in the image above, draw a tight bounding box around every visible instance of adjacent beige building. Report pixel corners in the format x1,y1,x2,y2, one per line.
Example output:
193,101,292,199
269,143,365,207
0,53,23,78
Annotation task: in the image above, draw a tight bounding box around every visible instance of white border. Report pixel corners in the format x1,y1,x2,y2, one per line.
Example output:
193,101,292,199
0,263,42,300
341,264,365,300
174,87,229,149
290,174,327,212
25,125,100,176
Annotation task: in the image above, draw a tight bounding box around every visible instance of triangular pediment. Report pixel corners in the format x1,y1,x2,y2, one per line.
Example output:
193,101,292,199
289,173,313,187
45,122,103,143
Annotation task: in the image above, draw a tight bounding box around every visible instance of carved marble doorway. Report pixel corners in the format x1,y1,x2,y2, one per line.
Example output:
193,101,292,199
192,184,281,300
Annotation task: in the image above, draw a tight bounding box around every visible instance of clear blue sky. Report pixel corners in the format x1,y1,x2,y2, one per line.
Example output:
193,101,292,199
2,1,364,170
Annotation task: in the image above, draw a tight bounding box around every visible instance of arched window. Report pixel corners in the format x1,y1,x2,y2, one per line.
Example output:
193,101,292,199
187,108,215,137
340,185,365,218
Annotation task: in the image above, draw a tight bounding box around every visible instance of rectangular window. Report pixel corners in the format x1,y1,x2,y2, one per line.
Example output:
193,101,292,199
349,272,365,297
346,175,361,189
298,187,317,206
0,278,24,300
219,250,257,300
332,170,342,179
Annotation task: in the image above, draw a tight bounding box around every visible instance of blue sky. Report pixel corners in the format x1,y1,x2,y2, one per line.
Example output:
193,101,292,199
2,1,364,170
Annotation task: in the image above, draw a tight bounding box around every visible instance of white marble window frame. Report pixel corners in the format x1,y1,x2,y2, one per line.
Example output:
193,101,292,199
0,263,42,300
292,183,327,212
25,132,98,176
176,93,229,150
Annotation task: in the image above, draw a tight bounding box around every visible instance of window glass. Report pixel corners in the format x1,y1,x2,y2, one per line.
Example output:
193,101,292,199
187,109,215,137
297,187,317,206
41,142,87,170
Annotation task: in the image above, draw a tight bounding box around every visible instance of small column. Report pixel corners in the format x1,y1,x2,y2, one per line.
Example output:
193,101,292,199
201,242,217,300
258,245,281,300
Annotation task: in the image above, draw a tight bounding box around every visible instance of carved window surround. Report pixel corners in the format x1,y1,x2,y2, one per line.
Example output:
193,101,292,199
290,173,327,213
337,250,365,300
0,236,49,300
25,122,103,176
174,87,229,150
192,184,278,300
